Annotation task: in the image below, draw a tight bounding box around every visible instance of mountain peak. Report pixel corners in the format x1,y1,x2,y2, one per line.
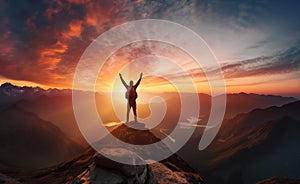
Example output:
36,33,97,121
108,121,161,145
0,82,16,88
88,122,205,183
0,82,71,108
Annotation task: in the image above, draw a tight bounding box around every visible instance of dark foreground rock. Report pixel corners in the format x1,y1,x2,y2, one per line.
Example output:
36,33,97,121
73,147,205,184
0,122,206,184
256,177,300,184
0,172,22,184
74,148,157,184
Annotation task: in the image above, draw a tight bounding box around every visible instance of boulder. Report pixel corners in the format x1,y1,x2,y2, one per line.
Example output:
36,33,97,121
89,147,157,184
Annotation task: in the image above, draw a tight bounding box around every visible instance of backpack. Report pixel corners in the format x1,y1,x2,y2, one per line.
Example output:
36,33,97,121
125,87,137,99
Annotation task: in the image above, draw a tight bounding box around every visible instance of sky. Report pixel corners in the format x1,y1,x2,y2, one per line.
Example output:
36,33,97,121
0,0,299,97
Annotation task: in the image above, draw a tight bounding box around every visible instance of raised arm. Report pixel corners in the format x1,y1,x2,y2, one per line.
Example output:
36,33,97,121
134,73,143,87
119,73,128,88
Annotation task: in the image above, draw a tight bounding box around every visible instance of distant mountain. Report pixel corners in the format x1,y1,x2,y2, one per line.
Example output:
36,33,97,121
0,82,71,110
0,105,84,169
1,82,297,119
148,92,297,138
14,95,88,147
218,100,300,139
217,92,297,118
10,92,124,147
1,83,297,143
179,101,300,184
0,123,206,184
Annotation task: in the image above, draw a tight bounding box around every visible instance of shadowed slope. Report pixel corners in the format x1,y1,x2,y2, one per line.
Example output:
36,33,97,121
0,105,84,169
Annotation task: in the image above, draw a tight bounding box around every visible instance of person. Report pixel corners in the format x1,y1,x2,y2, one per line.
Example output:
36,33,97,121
119,73,143,123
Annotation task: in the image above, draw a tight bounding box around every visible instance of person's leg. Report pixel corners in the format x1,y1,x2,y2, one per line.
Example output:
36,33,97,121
133,101,137,122
126,102,130,123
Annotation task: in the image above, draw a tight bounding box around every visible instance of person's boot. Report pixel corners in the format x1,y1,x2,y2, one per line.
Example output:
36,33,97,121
134,115,137,122
126,113,129,123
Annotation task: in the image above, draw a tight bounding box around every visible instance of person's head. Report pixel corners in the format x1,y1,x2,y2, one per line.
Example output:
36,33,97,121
129,80,133,86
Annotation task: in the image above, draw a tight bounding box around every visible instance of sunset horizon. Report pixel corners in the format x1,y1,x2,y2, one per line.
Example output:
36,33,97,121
1,79,299,99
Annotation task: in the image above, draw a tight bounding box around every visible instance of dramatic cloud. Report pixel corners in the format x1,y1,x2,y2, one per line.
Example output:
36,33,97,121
0,0,299,96
0,0,127,87
216,44,300,78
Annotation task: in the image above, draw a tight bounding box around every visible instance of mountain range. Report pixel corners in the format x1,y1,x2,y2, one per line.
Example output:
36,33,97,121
0,82,71,110
2,82,296,147
0,82,299,183
178,101,300,183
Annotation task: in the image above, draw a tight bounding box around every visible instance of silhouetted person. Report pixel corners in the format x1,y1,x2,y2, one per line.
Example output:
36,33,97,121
119,73,143,123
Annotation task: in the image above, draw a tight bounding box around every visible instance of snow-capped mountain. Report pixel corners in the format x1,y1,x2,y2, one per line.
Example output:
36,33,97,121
0,82,71,109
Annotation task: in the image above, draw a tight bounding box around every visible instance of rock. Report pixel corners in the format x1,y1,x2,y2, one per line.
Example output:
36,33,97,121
256,177,300,184
125,121,147,130
90,166,126,184
94,148,146,177
86,147,157,184
175,172,206,184
0,173,22,184
149,161,189,184
148,161,206,184
86,164,156,184
96,123,173,160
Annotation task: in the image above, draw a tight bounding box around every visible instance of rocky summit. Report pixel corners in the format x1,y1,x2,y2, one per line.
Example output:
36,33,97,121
0,121,206,184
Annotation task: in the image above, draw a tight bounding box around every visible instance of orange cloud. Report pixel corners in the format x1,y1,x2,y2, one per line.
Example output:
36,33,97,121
62,20,83,39
38,40,68,71
84,0,125,31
